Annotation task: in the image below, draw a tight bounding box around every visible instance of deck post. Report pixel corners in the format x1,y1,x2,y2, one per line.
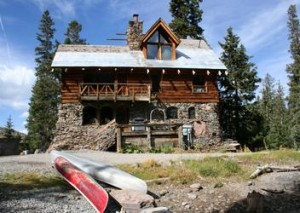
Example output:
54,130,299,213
116,127,122,152
146,126,152,149
178,125,184,149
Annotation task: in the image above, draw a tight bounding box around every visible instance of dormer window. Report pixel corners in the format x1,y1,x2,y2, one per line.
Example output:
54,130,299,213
146,31,172,60
141,18,181,61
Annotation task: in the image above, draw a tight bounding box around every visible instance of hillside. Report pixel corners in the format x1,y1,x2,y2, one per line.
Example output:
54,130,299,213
0,127,26,139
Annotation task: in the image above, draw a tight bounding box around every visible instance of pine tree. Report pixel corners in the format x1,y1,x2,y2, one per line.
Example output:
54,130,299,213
267,83,291,149
256,75,290,149
4,115,14,139
219,27,261,146
287,5,300,149
25,10,59,151
169,0,204,39
64,20,87,45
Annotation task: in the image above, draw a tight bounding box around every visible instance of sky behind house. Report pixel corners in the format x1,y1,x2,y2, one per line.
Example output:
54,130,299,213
0,0,299,133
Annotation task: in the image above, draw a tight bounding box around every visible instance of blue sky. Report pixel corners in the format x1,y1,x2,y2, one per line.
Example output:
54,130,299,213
0,0,299,133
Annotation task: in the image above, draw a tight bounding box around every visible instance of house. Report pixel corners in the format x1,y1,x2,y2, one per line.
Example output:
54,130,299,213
50,14,226,152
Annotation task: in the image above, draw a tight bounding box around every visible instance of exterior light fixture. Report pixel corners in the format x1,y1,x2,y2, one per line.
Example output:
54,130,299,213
147,69,150,74
162,69,165,74
192,70,196,75
218,70,222,76
177,69,181,75
131,68,134,72
82,68,85,71
206,70,210,75
64,68,68,72
98,68,101,71
114,68,118,71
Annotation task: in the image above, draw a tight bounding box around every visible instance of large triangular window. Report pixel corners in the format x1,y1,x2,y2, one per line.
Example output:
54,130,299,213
141,18,180,61
146,31,172,60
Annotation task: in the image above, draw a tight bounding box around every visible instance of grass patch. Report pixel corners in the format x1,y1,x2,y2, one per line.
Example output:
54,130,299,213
118,159,171,180
118,150,299,185
0,172,68,192
237,150,300,165
184,157,242,178
118,157,243,184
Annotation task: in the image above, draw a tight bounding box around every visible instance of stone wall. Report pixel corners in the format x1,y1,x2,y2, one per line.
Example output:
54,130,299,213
52,102,222,151
130,102,222,149
51,103,116,151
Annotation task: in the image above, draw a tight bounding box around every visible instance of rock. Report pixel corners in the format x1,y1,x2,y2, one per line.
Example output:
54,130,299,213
248,181,254,186
187,193,198,200
181,202,189,206
159,190,169,197
190,183,203,191
110,189,155,212
34,149,42,154
140,207,171,213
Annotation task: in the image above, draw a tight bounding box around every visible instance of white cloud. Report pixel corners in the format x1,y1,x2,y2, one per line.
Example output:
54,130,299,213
20,111,29,118
0,65,35,110
237,1,298,52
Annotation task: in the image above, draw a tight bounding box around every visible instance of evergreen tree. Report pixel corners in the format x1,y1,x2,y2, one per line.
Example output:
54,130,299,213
256,74,290,149
267,83,291,149
64,20,87,45
169,0,204,39
4,115,14,139
219,27,261,147
287,5,300,149
25,10,59,151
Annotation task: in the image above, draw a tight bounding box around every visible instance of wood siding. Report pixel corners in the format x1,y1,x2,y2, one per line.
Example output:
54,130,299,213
157,73,219,103
60,68,219,103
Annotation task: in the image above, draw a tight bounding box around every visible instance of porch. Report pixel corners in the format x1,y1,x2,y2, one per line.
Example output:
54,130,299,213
115,123,186,152
79,83,151,102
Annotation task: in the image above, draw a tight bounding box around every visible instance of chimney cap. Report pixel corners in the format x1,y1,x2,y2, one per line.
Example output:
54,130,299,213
133,14,139,22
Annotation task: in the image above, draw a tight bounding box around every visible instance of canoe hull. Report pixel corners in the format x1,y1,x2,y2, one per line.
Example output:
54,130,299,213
51,150,147,193
54,156,108,213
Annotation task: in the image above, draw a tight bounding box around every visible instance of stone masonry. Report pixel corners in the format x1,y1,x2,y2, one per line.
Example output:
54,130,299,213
51,102,221,151
50,103,116,151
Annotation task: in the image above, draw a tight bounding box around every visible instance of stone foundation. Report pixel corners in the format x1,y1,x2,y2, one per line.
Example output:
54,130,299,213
51,102,222,151
51,103,116,151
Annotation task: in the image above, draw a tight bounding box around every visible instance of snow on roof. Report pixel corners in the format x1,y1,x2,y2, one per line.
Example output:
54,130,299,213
52,39,226,70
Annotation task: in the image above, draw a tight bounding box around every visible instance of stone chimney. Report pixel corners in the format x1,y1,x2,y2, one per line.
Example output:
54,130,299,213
127,14,143,50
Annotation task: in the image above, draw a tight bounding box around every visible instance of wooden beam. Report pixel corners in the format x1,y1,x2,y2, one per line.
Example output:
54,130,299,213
116,127,122,153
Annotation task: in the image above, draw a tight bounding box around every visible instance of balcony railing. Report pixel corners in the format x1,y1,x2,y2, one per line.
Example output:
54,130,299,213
79,83,151,102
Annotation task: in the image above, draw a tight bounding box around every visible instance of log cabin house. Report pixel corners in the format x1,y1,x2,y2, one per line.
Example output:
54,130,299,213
50,15,226,152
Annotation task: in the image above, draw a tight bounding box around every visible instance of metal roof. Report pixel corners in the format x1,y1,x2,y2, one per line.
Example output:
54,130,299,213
51,39,226,70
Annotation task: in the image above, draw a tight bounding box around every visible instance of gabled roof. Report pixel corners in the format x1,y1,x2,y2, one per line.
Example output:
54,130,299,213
52,39,226,70
141,18,181,46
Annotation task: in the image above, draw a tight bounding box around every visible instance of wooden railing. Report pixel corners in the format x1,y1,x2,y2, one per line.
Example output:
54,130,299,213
79,83,151,102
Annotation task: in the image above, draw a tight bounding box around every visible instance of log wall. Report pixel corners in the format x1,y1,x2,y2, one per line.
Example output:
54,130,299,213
60,68,219,103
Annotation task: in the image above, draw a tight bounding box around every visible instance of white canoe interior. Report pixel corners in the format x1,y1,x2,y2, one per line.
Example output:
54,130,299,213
51,150,148,193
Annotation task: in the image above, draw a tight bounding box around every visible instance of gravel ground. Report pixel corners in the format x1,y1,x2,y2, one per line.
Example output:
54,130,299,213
0,151,299,213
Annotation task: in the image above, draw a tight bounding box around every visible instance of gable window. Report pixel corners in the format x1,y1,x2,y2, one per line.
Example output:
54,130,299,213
146,31,172,60
193,76,207,93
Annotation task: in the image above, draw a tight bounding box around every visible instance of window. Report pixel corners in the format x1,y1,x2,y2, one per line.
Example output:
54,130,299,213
100,107,113,125
146,30,172,60
166,107,178,119
150,108,165,121
83,106,97,125
193,76,207,93
188,107,196,119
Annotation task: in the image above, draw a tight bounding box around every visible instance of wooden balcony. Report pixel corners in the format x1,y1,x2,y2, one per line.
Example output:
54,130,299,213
79,83,151,102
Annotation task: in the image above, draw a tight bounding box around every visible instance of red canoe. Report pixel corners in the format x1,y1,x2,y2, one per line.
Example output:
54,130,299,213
54,156,108,213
